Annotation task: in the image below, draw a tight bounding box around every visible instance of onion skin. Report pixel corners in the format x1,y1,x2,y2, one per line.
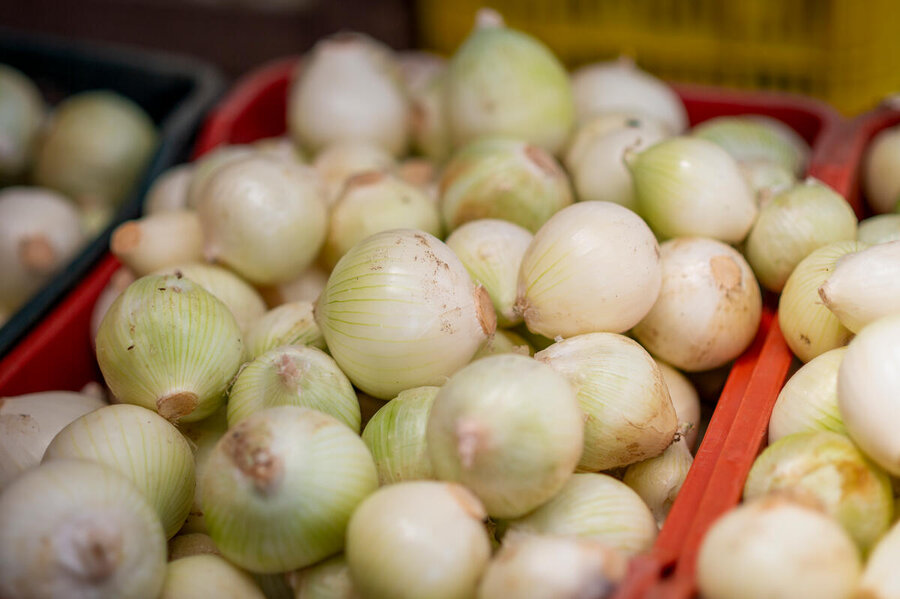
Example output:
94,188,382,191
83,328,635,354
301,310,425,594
145,164,194,214
312,141,396,205
692,115,810,176
110,211,204,277
288,554,358,599
244,301,325,359
186,145,258,210
655,360,701,451
410,74,452,163
168,533,220,560
0,65,45,183
623,438,693,525
160,554,265,599
858,214,900,245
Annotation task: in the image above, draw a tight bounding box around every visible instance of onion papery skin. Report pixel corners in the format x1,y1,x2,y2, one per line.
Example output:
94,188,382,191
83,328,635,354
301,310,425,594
426,354,583,518
517,201,662,338
655,360,701,451
629,136,758,243
0,460,166,599
145,164,194,214
535,332,677,471
0,65,45,183
245,301,326,359
96,274,244,423
623,438,693,525
632,237,762,372
227,345,361,432
504,473,658,558
201,406,378,573
744,431,892,552
289,554,358,599
160,554,265,599
312,141,396,206
439,138,573,234
473,329,533,360
864,124,900,214
43,403,196,539
315,229,494,400
858,214,900,245
692,115,810,176
345,481,491,599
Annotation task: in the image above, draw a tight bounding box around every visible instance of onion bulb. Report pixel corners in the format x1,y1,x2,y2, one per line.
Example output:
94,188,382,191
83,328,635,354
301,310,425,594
323,171,441,268
312,141,396,205
517,201,662,338
33,91,157,210
110,211,204,277
445,10,574,155
864,124,900,214
623,437,693,525
362,386,438,485
201,406,377,573
0,390,105,489
858,214,900,245
473,329,532,360
161,554,264,599
745,179,857,292
0,187,85,313
244,301,325,359
738,160,796,205
857,520,900,598
346,481,490,599
769,347,847,444
288,33,409,156
186,145,257,209
656,360,701,450
315,229,495,399
0,460,166,599
227,345,360,432
44,403,196,539
504,473,658,557
692,115,810,176
446,219,532,327
438,138,573,233
477,533,626,599
0,64,45,183
535,333,677,471
254,135,305,163
397,50,446,96
145,164,194,214
632,237,762,372
177,408,228,535
288,554,357,599
90,267,136,346
168,533,220,560
197,154,327,285
410,73,452,163
696,496,861,599
426,354,583,518
819,240,900,333
96,273,244,423
571,58,688,133
779,241,866,362
259,264,330,307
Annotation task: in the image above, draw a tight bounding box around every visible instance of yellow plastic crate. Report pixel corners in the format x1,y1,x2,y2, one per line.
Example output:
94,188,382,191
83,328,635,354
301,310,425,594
416,0,900,115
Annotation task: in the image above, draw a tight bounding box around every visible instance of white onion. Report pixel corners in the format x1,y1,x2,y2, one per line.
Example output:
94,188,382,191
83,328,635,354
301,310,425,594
345,481,491,599
186,145,257,209
144,164,194,214
198,154,328,285
632,237,762,372
410,74,452,163
312,141,396,205
90,268,136,347
696,496,861,599
571,58,688,133
0,460,166,599
259,264,330,307
517,201,662,338
397,50,446,96
864,124,900,214
288,554,357,599
857,520,900,598
535,333,677,471
656,360,701,450
244,301,325,359
316,229,494,399
177,408,228,535
858,214,900,245
738,160,796,205
692,115,810,176
161,554,265,599
254,135,305,163
110,211,204,277
288,33,409,156
623,438,693,525
472,329,532,359
426,354,583,518
0,64,45,183
0,390,105,489
0,187,85,313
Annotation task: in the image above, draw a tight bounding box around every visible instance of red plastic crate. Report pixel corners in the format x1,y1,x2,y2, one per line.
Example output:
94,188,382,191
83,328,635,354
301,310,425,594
0,56,846,597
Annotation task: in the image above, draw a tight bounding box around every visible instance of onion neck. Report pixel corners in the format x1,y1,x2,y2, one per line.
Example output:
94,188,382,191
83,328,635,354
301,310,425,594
157,391,199,422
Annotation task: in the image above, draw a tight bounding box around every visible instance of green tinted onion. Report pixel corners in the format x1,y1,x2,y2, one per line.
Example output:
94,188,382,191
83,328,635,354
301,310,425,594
738,161,796,205
623,437,693,525
656,360,701,451
858,214,900,245
473,329,533,360
160,554,265,599
692,115,810,176
245,301,325,360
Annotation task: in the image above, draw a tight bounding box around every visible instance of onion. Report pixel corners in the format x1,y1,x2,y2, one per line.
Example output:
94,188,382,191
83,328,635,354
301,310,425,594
258,264,330,307
254,135,305,163
145,164,194,214
201,406,378,573
110,211,204,277
0,64,45,183
623,437,693,525
0,390,105,489
323,171,441,268
312,141,396,205
473,329,532,359
177,408,228,535
446,219,532,327
186,145,258,209
439,138,573,233
516,201,662,338
779,241,866,362
859,213,900,245
90,267,136,347
504,473,658,557
838,314,900,477
168,533,220,560
345,481,491,599
410,74,452,163
288,33,409,156
445,10,574,155
362,386,438,485
315,229,495,399
288,554,357,599
769,347,847,443
33,91,157,210
745,179,857,292
397,50,446,96
426,354,583,518
227,345,360,432
0,187,85,313
692,115,810,176
477,533,626,599
95,273,245,423
632,237,762,372
395,157,438,193
198,154,328,285
0,460,166,599
44,403,195,539
819,240,900,333
696,496,861,599
656,360,701,451
864,124,900,214
738,160,796,205
535,333,677,471
857,520,900,597
745,431,892,551
564,117,668,210
629,137,758,242
244,301,325,359
161,554,265,599
571,58,688,133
